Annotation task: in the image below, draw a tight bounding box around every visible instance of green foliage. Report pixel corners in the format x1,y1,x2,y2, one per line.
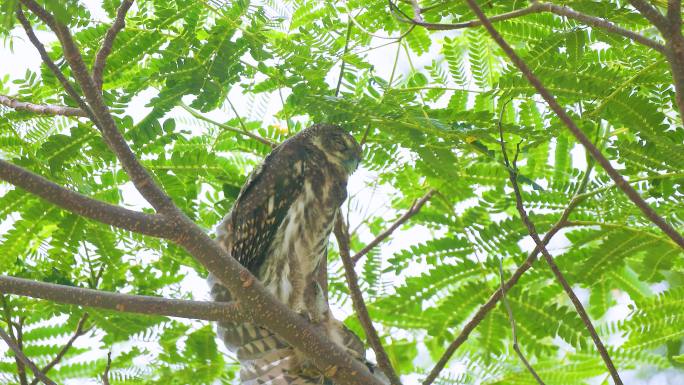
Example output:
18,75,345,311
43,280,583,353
0,0,683,384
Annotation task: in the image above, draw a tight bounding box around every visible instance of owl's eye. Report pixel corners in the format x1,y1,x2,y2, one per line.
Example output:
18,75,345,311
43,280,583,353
333,137,348,151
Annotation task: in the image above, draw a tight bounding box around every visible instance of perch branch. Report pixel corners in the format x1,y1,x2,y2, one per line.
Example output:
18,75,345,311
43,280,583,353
462,0,684,250
0,95,86,117
28,314,89,385
334,217,402,385
0,276,245,323
92,0,134,90
352,189,435,264
0,160,178,239
0,326,57,385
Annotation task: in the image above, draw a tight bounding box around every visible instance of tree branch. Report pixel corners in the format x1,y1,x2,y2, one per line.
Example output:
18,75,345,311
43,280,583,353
498,122,622,383
462,0,684,250
92,0,134,90
179,102,275,148
668,0,682,30
174,221,387,385
352,189,435,264
628,0,670,32
422,191,585,385
0,160,178,239
497,259,545,385
28,314,89,385
391,1,666,54
0,326,57,385
21,0,178,215
2,298,28,385
334,217,402,385
15,3,392,383
0,95,86,117
101,351,112,385
0,276,245,323
15,6,95,120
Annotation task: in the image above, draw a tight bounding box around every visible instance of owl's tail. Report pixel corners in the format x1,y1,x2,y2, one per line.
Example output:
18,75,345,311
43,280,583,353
208,274,389,385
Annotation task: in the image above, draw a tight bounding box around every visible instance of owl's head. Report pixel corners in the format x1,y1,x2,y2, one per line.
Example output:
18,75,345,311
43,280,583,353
307,124,363,174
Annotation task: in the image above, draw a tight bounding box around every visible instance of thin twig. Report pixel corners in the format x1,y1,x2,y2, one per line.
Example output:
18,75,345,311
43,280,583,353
335,21,353,97
334,217,402,385
497,109,622,384
352,189,435,264
0,160,178,239
179,102,275,148
463,0,684,250
101,351,112,385
497,259,545,385
391,1,666,53
28,314,89,385
93,0,134,90
0,276,245,323
422,192,585,385
2,298,28,385
0,326,58,385
408,0,424,23
0,95,86,117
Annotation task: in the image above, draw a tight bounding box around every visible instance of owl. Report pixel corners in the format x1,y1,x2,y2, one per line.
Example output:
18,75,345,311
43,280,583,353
208,124,386,384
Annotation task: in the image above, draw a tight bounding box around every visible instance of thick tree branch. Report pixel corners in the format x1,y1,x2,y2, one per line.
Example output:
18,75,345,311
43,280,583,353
668,0,682,29
28,314,89,385
0,276,245,323
463,0,684,250
93,0,134,90
334,217,401,385
21,0,178,215
0,160,178,239
15,6,95,120
497,259,545,385
352,189,435,264
0,326,57,385
628,0,670,32
0,95,86,117
175,220,386,385
392,1,666,53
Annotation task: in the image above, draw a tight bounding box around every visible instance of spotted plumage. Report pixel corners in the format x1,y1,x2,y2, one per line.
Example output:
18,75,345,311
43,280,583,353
208,124,387,384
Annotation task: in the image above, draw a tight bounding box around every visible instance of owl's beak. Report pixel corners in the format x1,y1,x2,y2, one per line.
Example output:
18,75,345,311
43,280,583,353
343,157,360,173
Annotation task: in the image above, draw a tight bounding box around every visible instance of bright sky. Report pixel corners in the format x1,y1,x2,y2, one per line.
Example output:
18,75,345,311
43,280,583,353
0,1,682,384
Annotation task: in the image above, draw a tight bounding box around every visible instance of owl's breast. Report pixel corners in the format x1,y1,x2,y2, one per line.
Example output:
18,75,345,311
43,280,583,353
259,171,344,309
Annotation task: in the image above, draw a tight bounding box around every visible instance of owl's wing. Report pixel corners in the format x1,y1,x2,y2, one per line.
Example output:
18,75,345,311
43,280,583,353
226,141,306,273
